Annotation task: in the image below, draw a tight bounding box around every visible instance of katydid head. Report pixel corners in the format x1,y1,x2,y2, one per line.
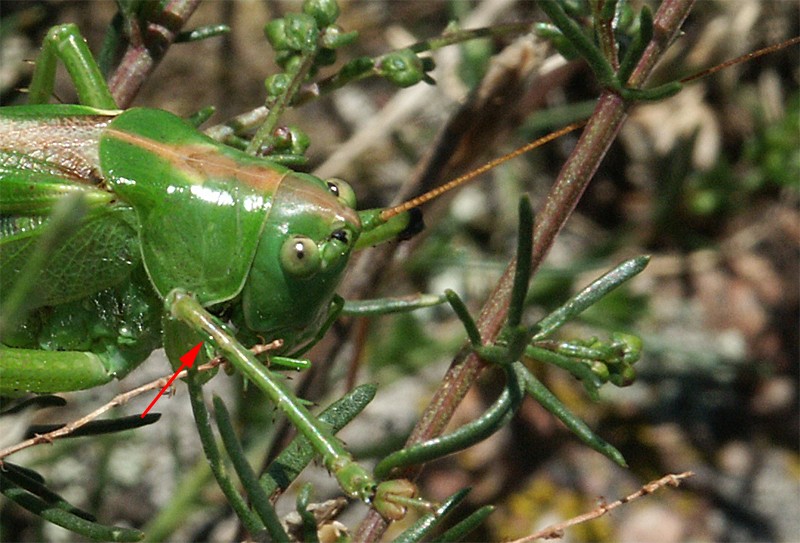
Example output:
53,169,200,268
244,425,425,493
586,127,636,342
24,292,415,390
238,173,362,347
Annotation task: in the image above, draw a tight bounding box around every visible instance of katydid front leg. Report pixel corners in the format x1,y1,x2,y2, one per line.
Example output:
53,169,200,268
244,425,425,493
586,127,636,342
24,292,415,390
166,289,422,517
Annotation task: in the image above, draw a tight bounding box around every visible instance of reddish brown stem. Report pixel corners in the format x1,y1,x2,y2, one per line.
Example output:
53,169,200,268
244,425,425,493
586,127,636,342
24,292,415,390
355,0,696,540
109,0,201,108
594,0,620,71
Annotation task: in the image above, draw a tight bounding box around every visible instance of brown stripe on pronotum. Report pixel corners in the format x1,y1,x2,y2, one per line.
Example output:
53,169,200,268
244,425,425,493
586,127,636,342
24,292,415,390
106,128,287,192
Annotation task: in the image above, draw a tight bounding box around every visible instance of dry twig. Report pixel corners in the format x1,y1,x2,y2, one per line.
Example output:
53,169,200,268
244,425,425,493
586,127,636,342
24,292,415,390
511,471,695,542
0,360,221,461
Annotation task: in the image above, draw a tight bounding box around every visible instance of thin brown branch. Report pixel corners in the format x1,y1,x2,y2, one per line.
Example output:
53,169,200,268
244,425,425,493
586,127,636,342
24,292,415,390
626,0,695,88
0,360,220,461
679,35,800,85
512,471,695,542
108,0,202,108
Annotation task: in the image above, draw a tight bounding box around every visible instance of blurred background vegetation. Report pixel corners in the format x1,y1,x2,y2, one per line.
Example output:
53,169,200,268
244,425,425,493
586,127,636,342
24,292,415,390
1,1,797,541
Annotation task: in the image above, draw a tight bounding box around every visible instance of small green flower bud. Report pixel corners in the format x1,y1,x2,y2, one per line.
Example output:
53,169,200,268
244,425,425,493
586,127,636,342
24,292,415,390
590,361,610,381
378,49,425,88
612,332,643,364
270,126,311,157
284,13,319,52
286,126,311,155
611,366,637,387
264,73,291,97
303,0,340,27
321,25,358,49
283,54,304,74
270,126,292,151
373,479,417,521
274,50,295,70
264,19,289,50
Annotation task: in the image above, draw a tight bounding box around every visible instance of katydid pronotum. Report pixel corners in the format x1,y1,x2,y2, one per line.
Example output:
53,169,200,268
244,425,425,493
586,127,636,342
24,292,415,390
1,1,796,541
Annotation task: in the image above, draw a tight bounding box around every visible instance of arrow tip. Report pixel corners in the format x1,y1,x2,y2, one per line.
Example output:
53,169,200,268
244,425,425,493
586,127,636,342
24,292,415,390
180,342,204,368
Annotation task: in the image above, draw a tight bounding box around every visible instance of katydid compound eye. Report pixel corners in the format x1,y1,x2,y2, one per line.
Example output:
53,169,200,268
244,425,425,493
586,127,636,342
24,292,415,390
280,236,321,278
325,178,357,209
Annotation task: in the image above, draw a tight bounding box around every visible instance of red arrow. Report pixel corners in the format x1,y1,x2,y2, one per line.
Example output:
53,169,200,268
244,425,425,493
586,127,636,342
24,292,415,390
140,342,204,418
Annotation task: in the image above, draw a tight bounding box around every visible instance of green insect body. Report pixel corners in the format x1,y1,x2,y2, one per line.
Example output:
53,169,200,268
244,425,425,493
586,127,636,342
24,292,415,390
0,18,438,515
0,104,411,394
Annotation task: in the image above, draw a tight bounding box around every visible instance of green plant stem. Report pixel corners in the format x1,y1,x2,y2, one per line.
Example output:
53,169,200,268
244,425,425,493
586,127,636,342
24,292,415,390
341,294,446,316
520,366,626,466
618,6,653,82
1,479,143,542
539,0,615,86
409,23,532,54
175,24,230,43
24,413,160,439
247,49,317,154
185,370,266,537
508,197,534,329
213,396,288,542
525,345,603,396
383,90,627,474
300,23,532,104
295,484,321,543
626,0,695,88
432,505,495,542
445,290,483,347
355,1,696,540
204,106,269,142
391,488,471,543
373,364,524,479
0,395,67,415
1,463,93,520
533,256,650,340
593,0,620,71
